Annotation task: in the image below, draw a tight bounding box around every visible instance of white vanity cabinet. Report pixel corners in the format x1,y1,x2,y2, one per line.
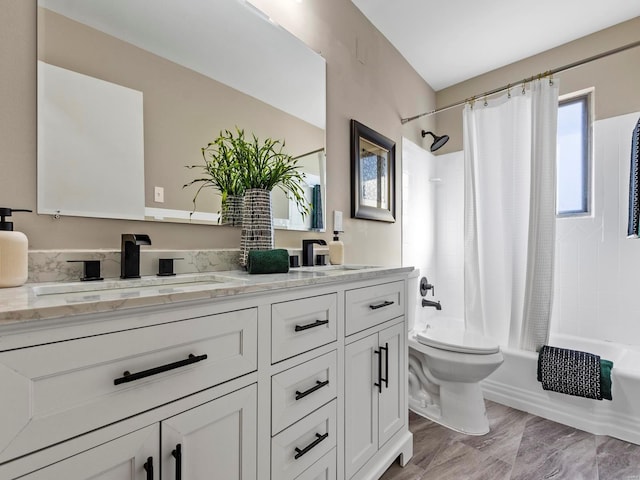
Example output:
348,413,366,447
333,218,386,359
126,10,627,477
344,282,409,480
0,302,258,480
0,268,412,480
0,306,258,465
269,293,339,480
19,384,257,480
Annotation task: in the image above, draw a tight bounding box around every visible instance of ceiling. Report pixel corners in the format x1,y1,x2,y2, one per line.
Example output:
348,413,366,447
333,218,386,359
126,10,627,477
351,0,640,91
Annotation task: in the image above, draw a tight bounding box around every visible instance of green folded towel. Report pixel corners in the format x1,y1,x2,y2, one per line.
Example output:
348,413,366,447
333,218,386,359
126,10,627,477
247,249,290,274
600,359,614,401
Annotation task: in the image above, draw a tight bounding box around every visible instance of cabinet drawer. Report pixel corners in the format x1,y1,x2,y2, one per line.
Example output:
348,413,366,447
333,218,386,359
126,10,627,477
345,281,404,336
272,400,336,480
272,294,337,363
0,308,257,464
296,447,336,480
272,351,337,435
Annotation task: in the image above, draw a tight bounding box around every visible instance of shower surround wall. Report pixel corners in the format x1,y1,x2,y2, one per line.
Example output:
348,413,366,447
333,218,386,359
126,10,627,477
401,137,437,313
431,151,464,321
401,146,464,321
424,111,640,348
553,111,640,345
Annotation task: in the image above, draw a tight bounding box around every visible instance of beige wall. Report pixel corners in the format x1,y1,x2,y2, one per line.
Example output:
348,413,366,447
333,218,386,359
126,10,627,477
434,16,640,155
1,0,435,265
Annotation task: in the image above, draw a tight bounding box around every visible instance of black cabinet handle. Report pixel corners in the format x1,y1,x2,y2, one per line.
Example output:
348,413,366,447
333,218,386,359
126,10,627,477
369,300,394,310
294,432,329,460
143,456,154,480
295,380,329,400
114,353,207,385
374,348,382,393
294,319,329,332
172,444,182,480
380,343,389,389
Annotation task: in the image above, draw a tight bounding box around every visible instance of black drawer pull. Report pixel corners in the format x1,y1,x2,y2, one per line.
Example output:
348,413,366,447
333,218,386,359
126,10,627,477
294,432,329,459
295,380,330,400
143,456,154,480
380,343,389,388
172,444,182,480
114,353,208,385
295,319,329,332
374,348,382,393
369,300,394,310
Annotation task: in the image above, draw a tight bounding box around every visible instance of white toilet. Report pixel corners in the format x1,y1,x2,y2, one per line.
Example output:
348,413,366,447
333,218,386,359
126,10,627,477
407,272,503,435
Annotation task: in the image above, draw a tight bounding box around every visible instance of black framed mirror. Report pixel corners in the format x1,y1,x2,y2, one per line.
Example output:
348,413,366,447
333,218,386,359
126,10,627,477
350,119,396,223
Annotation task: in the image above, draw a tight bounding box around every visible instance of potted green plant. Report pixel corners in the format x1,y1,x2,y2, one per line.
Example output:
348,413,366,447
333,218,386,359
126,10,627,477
185,128,310,266
229,128,311,266
231,129,309,210
184,131,245,226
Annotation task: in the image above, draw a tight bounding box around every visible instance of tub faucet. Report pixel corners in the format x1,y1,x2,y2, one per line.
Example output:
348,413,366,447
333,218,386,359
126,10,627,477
302,239,327,266
422,298,442,310
121,233,152,279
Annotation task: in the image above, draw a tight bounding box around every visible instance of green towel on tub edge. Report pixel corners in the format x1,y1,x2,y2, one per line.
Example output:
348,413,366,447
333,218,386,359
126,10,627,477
246,249,289,274
600,359,613,401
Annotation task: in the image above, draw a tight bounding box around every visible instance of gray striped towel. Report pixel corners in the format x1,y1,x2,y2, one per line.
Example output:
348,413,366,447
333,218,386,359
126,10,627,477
537,345,602,400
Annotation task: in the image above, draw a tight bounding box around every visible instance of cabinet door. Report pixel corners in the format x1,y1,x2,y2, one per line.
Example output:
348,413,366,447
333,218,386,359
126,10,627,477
344,333,379,479
378,321,405,447
161,384,257,480
20,424,158,480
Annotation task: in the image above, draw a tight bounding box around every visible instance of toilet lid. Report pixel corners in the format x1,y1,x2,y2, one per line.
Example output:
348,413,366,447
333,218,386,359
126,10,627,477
415,327,500,354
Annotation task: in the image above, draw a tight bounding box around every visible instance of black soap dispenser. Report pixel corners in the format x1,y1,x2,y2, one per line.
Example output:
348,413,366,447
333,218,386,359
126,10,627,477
0,208,32,288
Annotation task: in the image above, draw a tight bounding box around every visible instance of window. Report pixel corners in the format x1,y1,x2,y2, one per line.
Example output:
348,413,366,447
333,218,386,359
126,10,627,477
556,93,591,216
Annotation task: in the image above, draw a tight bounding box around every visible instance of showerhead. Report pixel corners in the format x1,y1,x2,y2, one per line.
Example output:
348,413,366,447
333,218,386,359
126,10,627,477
421,130,450,152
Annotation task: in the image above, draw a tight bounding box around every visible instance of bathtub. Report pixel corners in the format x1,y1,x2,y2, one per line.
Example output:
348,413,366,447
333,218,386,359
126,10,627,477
481,333,640,445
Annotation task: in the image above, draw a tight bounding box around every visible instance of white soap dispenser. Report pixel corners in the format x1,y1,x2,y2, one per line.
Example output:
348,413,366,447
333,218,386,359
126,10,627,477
0,208,32,288
329,231,344,265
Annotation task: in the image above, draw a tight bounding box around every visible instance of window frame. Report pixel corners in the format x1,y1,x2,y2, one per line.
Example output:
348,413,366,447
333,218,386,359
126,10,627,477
556,89,593,218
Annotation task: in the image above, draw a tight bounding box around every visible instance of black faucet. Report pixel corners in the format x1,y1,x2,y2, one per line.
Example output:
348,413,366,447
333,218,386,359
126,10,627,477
422,298,442,310
121,234,152,279
302,239,327,266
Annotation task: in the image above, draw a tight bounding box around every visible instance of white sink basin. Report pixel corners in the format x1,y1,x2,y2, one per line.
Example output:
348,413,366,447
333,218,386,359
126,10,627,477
32,272,241,297
293,265,379,275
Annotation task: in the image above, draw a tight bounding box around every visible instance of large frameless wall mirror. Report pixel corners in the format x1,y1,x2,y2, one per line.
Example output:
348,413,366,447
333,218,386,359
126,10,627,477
37,0,326,231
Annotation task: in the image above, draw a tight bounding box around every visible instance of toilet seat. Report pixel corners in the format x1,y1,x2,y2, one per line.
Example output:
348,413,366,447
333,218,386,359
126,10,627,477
415,327,500,354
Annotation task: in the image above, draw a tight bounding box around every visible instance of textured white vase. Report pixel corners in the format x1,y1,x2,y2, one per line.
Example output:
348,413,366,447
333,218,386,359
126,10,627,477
220,194,244,227
240,188,274,267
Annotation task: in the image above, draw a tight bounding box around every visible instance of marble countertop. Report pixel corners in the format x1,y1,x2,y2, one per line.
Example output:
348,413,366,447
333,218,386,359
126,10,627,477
0,265,413,325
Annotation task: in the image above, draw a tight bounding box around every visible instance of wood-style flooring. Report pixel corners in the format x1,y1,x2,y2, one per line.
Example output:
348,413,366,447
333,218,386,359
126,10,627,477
380,401,640,480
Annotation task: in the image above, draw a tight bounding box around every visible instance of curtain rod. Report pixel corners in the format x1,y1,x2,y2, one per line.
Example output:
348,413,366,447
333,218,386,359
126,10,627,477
400,39,640,124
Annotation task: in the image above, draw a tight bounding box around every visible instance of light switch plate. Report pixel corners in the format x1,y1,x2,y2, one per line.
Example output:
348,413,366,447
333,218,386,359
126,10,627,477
154,186,164,203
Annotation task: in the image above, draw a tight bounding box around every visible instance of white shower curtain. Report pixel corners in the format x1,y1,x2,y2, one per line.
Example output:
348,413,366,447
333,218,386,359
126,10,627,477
463,79,559,351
